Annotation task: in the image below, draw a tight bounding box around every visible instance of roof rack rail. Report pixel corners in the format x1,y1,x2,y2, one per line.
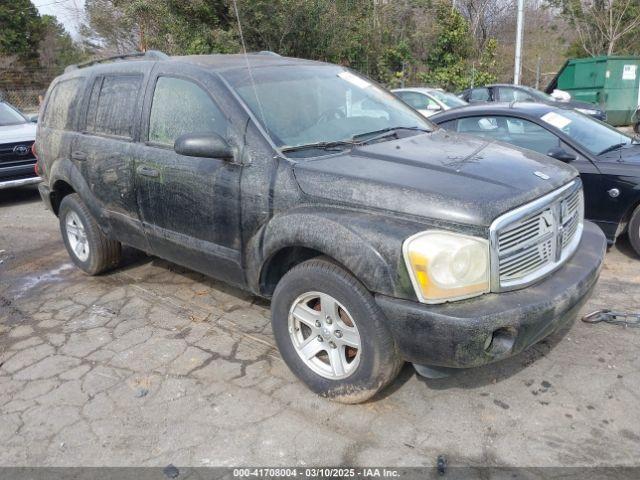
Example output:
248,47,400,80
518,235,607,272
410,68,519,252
256,51,281,56
64,50,169,73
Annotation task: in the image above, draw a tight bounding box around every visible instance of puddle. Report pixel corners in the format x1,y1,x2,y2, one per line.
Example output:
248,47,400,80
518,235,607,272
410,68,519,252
12,263,75,298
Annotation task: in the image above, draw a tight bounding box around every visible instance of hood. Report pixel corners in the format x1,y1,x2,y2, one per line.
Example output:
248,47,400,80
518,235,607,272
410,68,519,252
0,122,36,144
599,143,640,164
293,129,578,228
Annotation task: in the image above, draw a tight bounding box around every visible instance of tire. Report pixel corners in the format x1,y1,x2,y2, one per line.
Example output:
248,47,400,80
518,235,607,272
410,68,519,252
58,193,121,275
271,257,403,403
628,205,640,257
634,121,640,135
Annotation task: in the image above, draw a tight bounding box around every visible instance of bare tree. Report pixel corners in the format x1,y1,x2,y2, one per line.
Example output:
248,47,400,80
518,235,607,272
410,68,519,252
564,0,640,56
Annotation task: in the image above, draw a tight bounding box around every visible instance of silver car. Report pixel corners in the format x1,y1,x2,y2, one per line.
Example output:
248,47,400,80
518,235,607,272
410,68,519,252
392,87,468,117
0,100,39,189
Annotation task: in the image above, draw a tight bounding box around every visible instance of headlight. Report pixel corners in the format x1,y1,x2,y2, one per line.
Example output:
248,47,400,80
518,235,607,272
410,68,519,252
403,231,490,304
575,108,598,115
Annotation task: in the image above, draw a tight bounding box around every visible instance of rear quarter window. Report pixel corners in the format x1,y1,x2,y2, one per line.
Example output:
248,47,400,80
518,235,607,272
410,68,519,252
42,78,85,130
85,75,142,139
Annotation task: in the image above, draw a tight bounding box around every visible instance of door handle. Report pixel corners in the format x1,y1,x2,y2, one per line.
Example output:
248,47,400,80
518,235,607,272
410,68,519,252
136,165,159,178
71,151,87,161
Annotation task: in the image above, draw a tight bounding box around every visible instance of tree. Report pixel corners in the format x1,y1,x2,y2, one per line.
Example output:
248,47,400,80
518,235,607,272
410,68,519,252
39,15,87,71
82,0,238,55
555,0,640,56
419,2,496,91
0,0,45,64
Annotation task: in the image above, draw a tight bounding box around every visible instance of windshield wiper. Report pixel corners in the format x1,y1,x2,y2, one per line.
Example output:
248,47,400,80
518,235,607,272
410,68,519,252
280,140,355,153
353,126,430,145
598,142,628,155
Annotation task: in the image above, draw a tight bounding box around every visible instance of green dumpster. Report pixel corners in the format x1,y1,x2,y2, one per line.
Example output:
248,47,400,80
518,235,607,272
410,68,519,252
546,56,640,126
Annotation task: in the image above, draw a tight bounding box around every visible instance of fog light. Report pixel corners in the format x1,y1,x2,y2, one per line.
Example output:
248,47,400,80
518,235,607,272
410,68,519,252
484,327,517,356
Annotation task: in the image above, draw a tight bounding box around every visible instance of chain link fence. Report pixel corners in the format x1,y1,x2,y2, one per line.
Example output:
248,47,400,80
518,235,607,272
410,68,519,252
0,66,58,114
0,88,43,114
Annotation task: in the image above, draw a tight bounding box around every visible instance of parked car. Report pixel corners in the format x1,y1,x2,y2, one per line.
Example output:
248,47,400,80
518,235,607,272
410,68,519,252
458,84,607,121
432,102,640,255
0,99,40,189
392,87,468,117
36,52,606,402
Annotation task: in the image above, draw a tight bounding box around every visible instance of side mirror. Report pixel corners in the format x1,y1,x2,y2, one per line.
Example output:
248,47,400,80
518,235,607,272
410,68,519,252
28,114,38,123
547,147,577,162
426,104,442,112
174,132,233,159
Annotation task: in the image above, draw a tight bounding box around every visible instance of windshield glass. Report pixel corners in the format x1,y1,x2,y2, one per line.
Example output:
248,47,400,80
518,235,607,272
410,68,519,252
223,65,432,150
540,109,632,155
428,90,467,108
522,86,555,102
0,102,27,126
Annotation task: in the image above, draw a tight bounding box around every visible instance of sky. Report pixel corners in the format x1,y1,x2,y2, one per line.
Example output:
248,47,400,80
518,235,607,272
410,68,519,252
33,0,86,38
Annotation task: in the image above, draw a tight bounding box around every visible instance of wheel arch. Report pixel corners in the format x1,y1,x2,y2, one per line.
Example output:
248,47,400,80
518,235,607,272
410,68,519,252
47,158,105,224
248,209,406,299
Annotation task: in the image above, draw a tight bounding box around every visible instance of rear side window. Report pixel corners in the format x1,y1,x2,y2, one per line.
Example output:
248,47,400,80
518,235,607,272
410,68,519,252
86,75,142,139
42,78,84,130
148,76,227,146
469,88,490,102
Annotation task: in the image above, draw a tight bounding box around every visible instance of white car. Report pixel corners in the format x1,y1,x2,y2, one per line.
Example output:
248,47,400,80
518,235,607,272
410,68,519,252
392,87,468,117
0,100,39,189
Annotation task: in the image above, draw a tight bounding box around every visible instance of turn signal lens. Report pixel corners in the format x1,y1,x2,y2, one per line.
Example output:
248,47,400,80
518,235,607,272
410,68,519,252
403,231,490,304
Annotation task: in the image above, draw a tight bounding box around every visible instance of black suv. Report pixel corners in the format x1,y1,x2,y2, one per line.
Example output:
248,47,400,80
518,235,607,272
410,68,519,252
36,51,606,403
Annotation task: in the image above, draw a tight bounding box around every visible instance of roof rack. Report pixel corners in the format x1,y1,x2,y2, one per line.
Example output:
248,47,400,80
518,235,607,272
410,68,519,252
64,50,169,73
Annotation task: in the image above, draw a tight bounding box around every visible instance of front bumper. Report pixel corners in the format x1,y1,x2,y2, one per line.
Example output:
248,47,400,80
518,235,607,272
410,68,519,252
0,176,41,190
376,221,606,368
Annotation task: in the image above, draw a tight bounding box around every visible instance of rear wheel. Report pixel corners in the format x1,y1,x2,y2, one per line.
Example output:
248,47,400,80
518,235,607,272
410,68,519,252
628,205,640,257
59,193,121,275
271,257,402,403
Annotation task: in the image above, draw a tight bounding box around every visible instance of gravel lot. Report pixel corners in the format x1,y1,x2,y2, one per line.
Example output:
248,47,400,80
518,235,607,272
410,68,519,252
1,185,639,468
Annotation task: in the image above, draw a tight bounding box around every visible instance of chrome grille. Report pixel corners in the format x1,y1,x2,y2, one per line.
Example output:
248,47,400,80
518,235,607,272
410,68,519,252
490,180,584,291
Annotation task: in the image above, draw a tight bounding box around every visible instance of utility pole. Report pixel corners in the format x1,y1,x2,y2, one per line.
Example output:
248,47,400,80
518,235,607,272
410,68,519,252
514,0,525,85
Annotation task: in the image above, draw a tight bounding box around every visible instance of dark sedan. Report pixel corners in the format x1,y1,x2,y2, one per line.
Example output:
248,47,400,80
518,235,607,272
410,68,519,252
432,102,640,255
458,84,607,121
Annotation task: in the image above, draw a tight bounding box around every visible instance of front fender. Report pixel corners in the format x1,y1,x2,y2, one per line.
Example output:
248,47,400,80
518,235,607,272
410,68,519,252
247,206,425,300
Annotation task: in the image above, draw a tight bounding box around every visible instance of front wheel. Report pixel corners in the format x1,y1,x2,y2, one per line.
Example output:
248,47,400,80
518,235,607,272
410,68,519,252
628,205,640,257
59,193,122,275
271,257,402,403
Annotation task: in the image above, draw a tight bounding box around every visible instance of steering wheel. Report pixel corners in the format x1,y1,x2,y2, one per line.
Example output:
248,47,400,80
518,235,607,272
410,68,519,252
318,107,345,123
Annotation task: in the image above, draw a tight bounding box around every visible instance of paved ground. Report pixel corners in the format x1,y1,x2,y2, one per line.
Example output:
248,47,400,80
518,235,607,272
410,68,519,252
1,185,639,468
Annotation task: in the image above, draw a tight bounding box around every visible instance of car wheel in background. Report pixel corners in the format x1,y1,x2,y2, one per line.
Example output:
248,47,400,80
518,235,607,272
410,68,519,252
59,193,122,275
628,205,640,257
271,257,403,403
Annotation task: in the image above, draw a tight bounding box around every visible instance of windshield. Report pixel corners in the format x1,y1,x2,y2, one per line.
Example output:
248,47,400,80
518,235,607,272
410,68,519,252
540,109,632,155
522,86,555,102
428,90,468,108
222,65,432,151
0,102,27,126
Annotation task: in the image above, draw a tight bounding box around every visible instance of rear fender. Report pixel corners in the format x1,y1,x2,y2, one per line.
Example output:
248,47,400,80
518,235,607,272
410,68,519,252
48,158,107,227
